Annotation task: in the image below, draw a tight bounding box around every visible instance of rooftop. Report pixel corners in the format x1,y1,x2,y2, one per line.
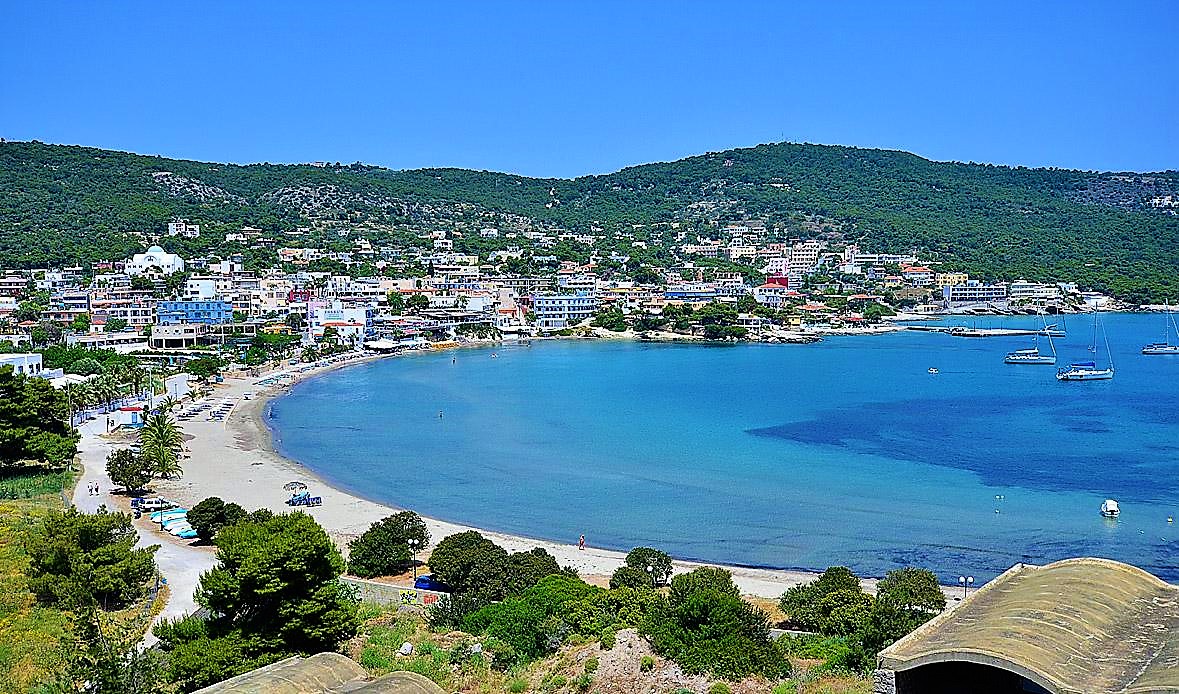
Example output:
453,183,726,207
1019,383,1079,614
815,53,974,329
879,558,1179,693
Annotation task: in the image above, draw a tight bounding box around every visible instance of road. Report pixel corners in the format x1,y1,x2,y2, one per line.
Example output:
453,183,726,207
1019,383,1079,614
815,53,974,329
71,410,216,646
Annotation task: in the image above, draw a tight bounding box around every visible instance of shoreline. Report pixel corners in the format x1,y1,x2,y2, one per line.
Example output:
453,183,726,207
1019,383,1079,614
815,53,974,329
149,350,886,599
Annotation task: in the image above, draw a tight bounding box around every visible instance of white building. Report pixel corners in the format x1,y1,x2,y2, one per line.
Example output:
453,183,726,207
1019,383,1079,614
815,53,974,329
308,300,374,341
185,277,220,301
125,246,185,276
167,219,201,238
1,353,45,377
532,292,598,330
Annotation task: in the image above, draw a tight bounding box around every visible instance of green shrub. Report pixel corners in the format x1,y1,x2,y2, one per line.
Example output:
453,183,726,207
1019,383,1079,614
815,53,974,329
347,511,429,578
708,684,732,694
610,565,653,589
778,566,862,630
573,673,593,691
600,626,616,649
508,677,529,693
584,656,599,674
539,673,567,691
772,683,798,694
359,645,393,670
642,568,790,680
640,655,655,672
625,547,673,585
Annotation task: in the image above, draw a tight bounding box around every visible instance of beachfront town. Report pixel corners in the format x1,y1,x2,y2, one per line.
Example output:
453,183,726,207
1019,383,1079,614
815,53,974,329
0,218,1116,362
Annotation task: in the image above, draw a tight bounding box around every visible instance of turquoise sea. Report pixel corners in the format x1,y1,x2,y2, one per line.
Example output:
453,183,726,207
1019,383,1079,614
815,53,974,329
269,313,1179,583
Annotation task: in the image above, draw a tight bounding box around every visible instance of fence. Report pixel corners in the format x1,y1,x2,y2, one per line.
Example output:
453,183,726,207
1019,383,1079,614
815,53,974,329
341,576,448,608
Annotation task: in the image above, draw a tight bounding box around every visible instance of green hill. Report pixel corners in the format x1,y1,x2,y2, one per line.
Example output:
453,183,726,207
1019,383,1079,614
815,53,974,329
1,140,1176,301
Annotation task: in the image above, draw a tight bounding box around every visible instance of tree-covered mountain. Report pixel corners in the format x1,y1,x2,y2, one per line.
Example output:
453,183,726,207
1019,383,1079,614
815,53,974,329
1,139,1177,301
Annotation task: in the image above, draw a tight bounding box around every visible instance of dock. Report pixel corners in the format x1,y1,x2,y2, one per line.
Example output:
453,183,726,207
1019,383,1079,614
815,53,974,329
906,326,1062,338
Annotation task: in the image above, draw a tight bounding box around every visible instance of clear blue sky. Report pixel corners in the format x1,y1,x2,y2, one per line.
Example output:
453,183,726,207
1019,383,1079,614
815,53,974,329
2,1,1176,178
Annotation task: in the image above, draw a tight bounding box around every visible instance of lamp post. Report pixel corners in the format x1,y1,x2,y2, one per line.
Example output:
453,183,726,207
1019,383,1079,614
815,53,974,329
646,564,654,588
409,539,420,580
958,575,974,599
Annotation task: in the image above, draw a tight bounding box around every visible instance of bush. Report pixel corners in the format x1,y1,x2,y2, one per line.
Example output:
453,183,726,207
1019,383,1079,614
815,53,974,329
625,546,673,585
508,677,529,693
584,656,599,674
778,566,862,630
427,593,486,630
708,684,732,694
24,506,157,609
105,448,153,494
600,626,616,649
815,589,874,636
640,655,655,672
610,565,652,590
155,512,359,686
428,531,509,598
573,673,593,691
642,568,790,680
668,566,739,607
347,511,430,578
186,496,247,543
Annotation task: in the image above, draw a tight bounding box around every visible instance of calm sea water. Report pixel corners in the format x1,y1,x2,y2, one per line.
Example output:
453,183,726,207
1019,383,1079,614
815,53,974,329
269,313,1179,582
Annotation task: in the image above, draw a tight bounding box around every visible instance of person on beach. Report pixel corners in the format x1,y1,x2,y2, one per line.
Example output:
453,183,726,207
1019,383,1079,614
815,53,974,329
578,534,585,550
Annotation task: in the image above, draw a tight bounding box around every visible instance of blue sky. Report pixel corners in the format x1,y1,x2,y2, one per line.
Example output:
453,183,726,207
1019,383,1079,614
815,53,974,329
1,1,1175,177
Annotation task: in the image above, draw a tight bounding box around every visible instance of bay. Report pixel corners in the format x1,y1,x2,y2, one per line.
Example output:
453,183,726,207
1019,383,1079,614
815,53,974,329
269,312,1179,582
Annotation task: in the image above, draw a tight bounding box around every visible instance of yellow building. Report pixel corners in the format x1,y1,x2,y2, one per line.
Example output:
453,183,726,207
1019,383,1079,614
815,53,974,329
935,272,969,288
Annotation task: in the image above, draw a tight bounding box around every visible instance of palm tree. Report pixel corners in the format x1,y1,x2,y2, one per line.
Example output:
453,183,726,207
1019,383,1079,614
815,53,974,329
156,395,179,414
301,346,319,363
92,374,122,411
139,411,185,480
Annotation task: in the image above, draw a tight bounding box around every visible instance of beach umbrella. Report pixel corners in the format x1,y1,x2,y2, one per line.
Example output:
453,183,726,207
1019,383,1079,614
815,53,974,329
283,481,308,492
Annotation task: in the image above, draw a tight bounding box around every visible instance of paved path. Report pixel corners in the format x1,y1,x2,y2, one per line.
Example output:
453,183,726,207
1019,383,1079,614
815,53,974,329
72,408,216,646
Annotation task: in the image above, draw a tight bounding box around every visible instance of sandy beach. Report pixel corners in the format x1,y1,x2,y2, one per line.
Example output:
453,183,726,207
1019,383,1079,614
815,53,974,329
142,351,868,600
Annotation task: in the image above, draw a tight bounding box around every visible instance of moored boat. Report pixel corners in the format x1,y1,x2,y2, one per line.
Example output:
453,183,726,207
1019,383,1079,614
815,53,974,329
1056,361,1114,381
1101,499,1120,518
1141,301,1179,354
1006,347,1057,364
1057,314,1114,381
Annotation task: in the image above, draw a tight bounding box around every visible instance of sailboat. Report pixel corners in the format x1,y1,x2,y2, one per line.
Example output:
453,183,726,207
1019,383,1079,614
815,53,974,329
1142,301,1179,355
1057,313,1114,381
1006,318,1058,365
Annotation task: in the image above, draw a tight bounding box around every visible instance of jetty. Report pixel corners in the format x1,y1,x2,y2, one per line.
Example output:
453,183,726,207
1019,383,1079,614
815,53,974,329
906,325,1059,338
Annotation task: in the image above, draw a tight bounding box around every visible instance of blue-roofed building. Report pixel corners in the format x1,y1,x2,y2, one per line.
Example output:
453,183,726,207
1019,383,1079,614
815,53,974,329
156,300,233,325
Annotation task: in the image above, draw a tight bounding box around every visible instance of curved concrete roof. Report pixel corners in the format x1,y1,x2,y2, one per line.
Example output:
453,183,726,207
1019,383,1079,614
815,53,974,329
879,558,1179,694
193,653,444,694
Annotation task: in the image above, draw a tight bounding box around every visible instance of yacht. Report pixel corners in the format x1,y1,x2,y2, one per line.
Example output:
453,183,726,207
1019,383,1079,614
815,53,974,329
1142,301,1179,354
1100,499,1120,518
1057,314,1114,381
1005,347,1056,364
1056,361,1114,381
1007,322,1058,364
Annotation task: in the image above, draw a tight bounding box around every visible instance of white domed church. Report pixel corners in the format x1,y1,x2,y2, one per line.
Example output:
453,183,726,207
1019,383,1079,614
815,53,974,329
125,245,185,276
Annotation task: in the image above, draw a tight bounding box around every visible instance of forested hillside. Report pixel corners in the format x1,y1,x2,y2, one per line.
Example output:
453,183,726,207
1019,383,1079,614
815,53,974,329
2,140,1177,300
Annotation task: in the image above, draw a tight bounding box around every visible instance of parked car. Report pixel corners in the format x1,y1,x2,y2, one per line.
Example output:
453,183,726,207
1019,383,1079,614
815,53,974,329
137,498,176,512
413,574,450,592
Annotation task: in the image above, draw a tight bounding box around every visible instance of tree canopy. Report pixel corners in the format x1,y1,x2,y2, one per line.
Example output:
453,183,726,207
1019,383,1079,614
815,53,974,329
0,365,79,470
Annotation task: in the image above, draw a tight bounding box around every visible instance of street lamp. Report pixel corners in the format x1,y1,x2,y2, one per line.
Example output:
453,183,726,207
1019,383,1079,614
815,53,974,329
646,564,654,588
958,575,974,599
408,539,420,580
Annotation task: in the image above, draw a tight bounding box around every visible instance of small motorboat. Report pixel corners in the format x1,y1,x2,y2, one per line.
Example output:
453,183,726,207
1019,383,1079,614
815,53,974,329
928,367,939,374
1101,499,1120,518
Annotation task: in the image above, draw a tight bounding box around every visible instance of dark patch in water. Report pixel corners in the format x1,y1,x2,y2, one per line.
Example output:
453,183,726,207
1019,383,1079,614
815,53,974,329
748,393,1179,499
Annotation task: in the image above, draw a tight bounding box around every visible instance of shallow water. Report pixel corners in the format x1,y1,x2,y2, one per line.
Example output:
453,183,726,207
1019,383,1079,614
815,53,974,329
270,313,1179,582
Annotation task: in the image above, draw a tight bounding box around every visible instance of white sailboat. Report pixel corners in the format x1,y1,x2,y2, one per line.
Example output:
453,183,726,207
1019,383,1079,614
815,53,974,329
1056,314,1114,381
1142,301,1179,355
1006,318,1058,365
